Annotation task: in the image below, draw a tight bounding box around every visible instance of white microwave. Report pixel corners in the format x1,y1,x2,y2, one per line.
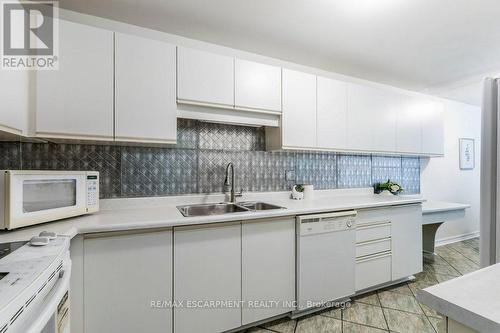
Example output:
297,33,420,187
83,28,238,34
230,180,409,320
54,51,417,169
0,170,99,230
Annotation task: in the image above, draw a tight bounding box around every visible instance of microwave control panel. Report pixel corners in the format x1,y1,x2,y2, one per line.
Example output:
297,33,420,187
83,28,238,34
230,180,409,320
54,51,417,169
86,172,99,212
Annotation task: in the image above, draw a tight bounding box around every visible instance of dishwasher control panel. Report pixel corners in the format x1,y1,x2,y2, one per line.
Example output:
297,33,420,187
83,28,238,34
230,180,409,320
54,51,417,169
298,211,357,236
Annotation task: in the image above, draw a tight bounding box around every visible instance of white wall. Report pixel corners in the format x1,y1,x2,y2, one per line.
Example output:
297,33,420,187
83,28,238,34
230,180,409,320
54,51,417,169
421,100,481,243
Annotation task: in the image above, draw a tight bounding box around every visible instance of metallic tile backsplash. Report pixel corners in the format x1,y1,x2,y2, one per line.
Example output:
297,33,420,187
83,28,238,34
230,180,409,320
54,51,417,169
0,119,420,198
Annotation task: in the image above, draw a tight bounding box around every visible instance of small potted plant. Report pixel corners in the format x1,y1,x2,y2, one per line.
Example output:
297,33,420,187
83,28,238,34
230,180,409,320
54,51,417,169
374,179,404,196
291,184,305,200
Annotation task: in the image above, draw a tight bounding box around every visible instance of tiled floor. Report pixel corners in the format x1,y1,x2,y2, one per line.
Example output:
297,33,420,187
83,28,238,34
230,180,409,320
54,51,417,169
243,237,480,333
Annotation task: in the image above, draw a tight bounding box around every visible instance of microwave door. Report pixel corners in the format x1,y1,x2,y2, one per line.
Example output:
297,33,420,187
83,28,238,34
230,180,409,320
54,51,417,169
8,173,88,229
23,179,77,213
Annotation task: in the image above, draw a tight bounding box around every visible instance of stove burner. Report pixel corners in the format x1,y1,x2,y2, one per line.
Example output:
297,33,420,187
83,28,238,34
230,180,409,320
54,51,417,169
0,241,28,260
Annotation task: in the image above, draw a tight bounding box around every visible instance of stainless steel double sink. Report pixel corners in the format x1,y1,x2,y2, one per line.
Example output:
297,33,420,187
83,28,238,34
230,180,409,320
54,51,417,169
177,202,285,217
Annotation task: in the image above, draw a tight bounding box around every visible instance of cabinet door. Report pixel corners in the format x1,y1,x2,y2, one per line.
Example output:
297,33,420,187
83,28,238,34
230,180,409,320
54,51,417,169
396,95,423,154
421,99,445,155
347,83,396,152
390,205,423,280
177,47,234,107
242,217,295,325
235,59,281,112
347,83,374,151
282,69,316,148
0,71,28,136
84,230,172,333
36,20,113,140
115,33,176,144
174,222,241,333
317,77,348,149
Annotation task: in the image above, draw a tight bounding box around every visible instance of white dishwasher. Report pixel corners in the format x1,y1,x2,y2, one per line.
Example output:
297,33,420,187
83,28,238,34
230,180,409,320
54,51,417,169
296,211,357,312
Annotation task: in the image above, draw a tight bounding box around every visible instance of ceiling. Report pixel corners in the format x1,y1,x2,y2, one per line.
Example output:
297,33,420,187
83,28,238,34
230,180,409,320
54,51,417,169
60,0,500,106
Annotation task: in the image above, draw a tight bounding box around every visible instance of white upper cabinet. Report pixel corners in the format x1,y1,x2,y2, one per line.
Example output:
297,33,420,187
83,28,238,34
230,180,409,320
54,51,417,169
396,95,423,154
421,99,445,155
115,33,177,144
0,70,28,136
372,90,397,152
281,69,317,148
316,77,348,149
347,83,374,151
235,59,281,112
177,47,234,107
347,84,396,152
36,20,114,140
396,95,445,156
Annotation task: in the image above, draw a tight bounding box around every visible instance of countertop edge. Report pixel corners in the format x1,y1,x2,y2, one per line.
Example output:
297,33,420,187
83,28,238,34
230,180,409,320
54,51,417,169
422,202,471,214
78,198,425,234
0,196,425,242
417,289,500,333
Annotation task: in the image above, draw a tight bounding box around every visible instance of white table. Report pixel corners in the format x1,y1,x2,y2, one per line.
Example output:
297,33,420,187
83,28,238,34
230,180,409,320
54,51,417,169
422,201,471,253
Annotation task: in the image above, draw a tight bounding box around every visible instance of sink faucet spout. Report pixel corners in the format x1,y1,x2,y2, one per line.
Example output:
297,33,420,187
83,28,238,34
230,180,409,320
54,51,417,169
224,163,237,203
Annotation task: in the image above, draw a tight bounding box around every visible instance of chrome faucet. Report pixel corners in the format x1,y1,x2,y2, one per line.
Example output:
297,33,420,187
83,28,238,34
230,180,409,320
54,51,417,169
224,162,242,203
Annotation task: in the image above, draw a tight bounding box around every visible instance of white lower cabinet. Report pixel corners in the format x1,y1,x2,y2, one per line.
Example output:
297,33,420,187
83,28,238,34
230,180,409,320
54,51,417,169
356,253,392,291
355,204,423,291
356,222,391,243
241,217,295,325
356,238,391,258
77,206,421,332
173,222,242,333
83,230,173,333
389,204,423,280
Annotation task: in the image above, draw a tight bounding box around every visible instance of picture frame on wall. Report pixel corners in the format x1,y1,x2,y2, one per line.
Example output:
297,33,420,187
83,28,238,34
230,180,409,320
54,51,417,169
459,138,475,170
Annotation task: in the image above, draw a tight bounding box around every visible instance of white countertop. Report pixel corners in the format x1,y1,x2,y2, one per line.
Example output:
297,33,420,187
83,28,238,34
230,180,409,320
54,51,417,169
422,200,470,214
417,263,500,333
0,188,425,243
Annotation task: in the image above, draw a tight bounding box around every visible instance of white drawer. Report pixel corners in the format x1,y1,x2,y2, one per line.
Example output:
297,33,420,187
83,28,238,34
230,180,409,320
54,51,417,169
356,238,391,258
356,222,391,243
355,252,392,291
356,207,392,226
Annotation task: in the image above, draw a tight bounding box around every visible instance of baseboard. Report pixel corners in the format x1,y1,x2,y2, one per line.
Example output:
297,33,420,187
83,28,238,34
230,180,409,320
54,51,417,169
435,231,480,247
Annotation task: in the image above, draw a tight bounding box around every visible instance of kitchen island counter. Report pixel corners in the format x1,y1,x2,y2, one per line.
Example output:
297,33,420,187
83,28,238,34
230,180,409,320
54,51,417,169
418,263,500,333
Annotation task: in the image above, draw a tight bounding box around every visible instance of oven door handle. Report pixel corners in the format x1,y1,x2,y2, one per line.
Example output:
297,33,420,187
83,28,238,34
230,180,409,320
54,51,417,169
23,264,71,333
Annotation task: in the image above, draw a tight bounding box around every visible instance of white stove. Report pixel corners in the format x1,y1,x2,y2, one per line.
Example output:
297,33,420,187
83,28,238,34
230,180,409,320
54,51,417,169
0,234,71,333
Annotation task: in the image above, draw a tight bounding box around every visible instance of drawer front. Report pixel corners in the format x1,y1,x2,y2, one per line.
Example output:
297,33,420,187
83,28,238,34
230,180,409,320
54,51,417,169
355,253,392,291
356,207,392,226
356,222,391,243
356,238,391,258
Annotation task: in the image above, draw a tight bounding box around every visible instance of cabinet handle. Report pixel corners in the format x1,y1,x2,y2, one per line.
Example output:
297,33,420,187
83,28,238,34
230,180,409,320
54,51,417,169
356,237,391,246
356,251,392,263
357,221,391,230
